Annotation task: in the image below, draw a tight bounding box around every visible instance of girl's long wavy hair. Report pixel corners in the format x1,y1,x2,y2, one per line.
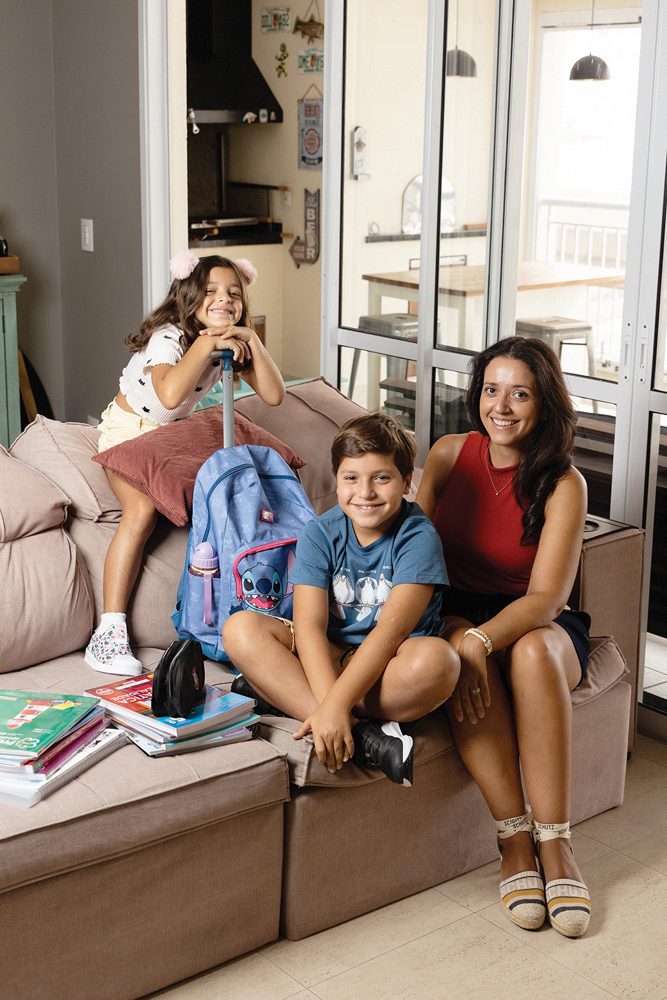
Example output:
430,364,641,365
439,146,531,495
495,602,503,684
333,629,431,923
464,336,578,544
124,256,254,359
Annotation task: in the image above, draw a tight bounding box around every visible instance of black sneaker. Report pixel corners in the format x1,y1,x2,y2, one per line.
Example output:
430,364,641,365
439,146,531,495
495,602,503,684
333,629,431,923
230,674,287,718
352,720,414,786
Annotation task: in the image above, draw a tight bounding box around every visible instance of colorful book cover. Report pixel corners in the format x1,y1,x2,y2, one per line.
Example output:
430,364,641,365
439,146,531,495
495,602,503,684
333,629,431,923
0,727,127,808
0,691,100,760
85,675,255,739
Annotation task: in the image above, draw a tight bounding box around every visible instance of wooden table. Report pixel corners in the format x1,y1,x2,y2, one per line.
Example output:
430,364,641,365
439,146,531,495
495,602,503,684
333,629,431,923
362,261,626,345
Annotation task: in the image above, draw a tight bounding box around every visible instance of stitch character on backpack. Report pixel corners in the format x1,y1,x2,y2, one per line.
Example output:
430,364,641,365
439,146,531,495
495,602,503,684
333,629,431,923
85,252,285,677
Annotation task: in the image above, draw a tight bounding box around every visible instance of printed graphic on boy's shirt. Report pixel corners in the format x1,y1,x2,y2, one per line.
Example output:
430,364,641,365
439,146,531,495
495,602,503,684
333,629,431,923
331,571,393,623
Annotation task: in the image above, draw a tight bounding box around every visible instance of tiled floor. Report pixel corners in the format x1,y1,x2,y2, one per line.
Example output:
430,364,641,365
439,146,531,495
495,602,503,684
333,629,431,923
644,635,667,705
149,734,667,1000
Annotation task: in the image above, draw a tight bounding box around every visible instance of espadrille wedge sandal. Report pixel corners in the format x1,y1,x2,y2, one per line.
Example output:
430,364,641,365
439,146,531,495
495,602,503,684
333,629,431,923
497,812,546,931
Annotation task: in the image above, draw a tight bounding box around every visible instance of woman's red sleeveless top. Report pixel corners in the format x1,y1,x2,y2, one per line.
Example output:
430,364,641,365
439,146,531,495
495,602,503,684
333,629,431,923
432,432,538,595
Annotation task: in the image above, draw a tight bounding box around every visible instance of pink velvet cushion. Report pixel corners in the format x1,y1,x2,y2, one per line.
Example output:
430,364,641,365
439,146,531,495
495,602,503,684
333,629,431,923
92,405,307,526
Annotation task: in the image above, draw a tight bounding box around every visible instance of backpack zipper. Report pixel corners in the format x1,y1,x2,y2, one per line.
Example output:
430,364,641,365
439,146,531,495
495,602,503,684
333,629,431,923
201,466,301,541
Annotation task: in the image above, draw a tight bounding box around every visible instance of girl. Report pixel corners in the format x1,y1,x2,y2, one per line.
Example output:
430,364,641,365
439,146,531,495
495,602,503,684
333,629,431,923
85,252,285,676
416,336,592,938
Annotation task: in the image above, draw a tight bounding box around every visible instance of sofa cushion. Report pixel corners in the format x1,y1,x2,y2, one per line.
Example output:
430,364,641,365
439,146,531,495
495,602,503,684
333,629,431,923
0,445,70,541
92,406,307,527
571,634,629,705
10,416,121,522
0,653,289,894
235,379,367,514
0,531,94,673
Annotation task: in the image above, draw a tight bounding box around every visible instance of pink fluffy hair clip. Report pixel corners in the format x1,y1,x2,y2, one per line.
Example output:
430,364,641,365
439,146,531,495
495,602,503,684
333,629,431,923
234,258,257,286
169,251,199,281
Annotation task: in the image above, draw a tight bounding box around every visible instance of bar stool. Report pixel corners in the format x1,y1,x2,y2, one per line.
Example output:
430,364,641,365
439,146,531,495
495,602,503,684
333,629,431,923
515,316,595,377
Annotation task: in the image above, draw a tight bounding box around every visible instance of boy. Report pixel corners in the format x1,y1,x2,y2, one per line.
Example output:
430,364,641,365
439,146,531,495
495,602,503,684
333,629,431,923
223,414,459,784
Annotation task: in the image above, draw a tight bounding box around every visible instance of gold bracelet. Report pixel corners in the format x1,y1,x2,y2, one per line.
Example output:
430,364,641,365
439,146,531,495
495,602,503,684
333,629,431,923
463,627,493,656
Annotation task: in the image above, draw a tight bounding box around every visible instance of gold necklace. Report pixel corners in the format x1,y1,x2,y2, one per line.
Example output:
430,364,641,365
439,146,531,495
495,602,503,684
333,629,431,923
485,449,517,497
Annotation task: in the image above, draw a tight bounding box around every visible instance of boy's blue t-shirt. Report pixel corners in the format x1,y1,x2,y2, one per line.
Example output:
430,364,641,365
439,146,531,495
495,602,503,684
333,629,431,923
291,500,448,647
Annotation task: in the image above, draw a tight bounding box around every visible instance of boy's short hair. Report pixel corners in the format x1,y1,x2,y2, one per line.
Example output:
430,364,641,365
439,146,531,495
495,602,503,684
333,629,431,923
331,413,416,479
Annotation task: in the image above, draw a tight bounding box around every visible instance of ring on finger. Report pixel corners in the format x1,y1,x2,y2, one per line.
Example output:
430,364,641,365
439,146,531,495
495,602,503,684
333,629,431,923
470,687,481,695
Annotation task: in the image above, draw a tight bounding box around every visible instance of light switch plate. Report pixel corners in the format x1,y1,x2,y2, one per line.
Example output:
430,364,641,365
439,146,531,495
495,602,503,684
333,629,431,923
81,218,94,252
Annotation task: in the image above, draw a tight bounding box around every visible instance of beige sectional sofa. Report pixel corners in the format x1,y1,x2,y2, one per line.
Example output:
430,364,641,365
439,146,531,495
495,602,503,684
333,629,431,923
0,379,633,999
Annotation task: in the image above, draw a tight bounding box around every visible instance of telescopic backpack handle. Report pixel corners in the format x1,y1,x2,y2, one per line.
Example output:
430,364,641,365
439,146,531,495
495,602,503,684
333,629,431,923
221,348,234,448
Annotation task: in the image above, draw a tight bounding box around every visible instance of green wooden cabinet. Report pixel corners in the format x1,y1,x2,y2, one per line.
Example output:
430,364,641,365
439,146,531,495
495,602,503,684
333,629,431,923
0,274,26,448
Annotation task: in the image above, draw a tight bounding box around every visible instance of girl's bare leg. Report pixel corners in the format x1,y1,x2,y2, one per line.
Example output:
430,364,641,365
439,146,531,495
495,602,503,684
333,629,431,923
507,625,584,884
103,472,158,612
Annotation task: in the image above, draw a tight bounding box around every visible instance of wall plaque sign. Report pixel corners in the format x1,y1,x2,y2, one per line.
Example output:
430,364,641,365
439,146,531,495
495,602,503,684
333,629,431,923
298,48,324,74
298,96,323,170
261,8,291,32
289,189,320,267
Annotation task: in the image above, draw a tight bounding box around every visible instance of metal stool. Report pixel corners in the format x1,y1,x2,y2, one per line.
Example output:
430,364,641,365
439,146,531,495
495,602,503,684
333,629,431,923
515,316,595,378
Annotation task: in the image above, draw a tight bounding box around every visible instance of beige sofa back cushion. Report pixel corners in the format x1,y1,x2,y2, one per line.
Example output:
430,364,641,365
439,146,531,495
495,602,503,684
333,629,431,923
11,416,121,522
0,447,95,671
0,445,69,541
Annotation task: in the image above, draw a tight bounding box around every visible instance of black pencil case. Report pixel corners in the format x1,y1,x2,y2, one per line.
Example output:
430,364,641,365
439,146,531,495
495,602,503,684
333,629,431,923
151,638,206,718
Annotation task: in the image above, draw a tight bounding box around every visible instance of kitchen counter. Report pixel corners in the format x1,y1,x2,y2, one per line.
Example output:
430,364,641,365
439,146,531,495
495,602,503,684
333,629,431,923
190,221,283,248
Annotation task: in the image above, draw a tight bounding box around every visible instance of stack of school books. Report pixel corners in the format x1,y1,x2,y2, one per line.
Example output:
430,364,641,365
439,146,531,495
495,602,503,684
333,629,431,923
0,690,126,808
85,674,259,757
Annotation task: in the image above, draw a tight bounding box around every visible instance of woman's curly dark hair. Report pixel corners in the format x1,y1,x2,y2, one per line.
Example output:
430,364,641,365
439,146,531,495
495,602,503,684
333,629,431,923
464,336,578,544
124,256,254,369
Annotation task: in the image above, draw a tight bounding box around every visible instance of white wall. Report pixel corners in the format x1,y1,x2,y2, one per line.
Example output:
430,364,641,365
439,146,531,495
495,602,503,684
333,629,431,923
0,0,145,424
0,2,64,418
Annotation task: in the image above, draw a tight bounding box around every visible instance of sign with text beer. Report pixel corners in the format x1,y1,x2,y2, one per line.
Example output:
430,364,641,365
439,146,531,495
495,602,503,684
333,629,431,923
289,189,320,268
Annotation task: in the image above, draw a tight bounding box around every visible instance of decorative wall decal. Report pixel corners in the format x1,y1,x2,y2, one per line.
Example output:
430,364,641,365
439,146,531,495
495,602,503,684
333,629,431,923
293,0,324,42
275,42,289,78
289,189,320,267
261,7,292,32
298,88,323,170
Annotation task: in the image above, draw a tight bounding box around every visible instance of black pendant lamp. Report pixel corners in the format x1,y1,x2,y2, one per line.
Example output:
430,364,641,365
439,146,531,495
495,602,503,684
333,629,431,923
445,0,477,78
570,0,610,80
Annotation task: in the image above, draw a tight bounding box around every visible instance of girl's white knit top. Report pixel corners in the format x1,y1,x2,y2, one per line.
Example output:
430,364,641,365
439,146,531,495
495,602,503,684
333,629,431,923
119,326,222,424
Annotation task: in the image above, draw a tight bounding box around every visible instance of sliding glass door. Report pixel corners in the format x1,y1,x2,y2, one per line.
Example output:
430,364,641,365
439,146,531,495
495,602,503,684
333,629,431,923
322,0,667,736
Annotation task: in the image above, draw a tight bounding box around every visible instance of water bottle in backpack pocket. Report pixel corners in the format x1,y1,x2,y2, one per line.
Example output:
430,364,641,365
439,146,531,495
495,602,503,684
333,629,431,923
172,443,315,662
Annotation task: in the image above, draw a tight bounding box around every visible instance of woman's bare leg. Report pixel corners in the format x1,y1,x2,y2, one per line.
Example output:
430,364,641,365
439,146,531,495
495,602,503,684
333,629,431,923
442,620,536,879
507,625,584,884
103,471,158,613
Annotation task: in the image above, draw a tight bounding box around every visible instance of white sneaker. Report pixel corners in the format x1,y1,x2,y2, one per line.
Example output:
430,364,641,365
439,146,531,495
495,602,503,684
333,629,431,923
85,621,143,676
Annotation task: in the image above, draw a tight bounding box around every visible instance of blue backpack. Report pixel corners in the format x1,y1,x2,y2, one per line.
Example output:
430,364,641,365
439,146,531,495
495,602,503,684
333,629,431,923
172,443,316,662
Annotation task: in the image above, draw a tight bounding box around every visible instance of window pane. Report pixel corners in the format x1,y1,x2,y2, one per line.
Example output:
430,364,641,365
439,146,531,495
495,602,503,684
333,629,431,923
340,346,419,430
431,368,473,443
573,400,617,519
643,416,667,710
513,11,642,381
436,0,496,353
340,0,428,336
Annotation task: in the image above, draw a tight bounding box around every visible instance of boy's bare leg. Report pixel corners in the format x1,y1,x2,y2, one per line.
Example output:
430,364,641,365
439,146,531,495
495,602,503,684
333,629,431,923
223,610,321,721
354,635,459,721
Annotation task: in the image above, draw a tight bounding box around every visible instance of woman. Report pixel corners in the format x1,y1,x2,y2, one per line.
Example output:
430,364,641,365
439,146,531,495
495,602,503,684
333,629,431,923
416,336,591,938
